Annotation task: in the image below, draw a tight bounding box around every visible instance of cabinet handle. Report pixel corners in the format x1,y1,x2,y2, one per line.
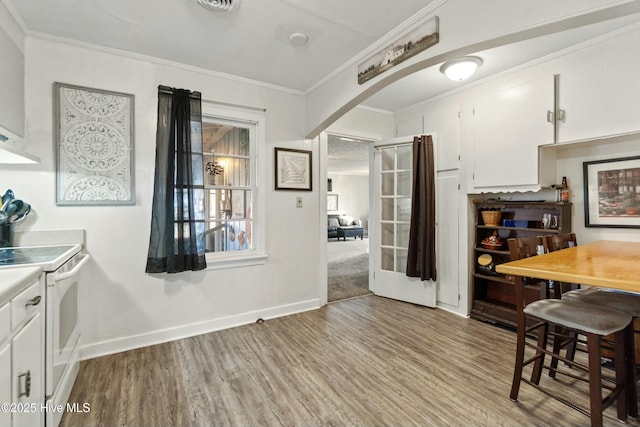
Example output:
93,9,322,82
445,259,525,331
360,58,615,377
25,296,41,307
556,109,566,122
546,110,554,123
18,370,31,398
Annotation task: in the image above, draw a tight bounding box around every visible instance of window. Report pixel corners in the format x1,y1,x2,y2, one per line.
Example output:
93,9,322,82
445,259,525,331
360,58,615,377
200,108,265,267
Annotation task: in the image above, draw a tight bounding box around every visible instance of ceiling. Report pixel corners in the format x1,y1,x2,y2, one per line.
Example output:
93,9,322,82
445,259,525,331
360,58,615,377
6,0,640,173
327,135,370,176
8,0,433,93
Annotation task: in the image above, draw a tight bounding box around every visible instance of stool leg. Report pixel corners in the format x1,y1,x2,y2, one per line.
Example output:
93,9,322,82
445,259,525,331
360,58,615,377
613,330,628,422
623,323,638,418
531,322,549,385
510,277,527,401
587,333,603,427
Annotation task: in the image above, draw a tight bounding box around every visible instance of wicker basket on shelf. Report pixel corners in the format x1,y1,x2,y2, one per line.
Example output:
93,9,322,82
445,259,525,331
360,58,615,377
481,210,502,226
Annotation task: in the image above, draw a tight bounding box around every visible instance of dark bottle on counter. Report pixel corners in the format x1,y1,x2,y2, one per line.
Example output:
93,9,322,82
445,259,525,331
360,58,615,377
560,176,570,202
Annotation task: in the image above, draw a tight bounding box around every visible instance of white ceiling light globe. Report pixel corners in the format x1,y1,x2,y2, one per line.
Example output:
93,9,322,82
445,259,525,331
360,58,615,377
440,56,483,81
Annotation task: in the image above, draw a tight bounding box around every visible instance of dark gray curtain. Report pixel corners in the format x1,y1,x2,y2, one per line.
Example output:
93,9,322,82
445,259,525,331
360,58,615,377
146,86,207,273
406,135,437,281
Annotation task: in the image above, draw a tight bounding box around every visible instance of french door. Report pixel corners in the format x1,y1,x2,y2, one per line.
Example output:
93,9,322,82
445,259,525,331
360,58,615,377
370,136,436,307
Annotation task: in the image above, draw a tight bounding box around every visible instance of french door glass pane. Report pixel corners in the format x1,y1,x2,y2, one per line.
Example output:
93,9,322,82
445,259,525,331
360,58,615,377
381,172,394,196
381,198,394,221
381,148,394,171
381,248,394,271
397,197,411,222
397,223,410,248
396,249,408,274
397,145,412,170
397,171,411,196
381,223,394,246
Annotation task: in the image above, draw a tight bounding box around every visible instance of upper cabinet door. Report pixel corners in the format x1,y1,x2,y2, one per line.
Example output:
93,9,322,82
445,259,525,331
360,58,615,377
0,24,24,137
473,75,554,189
423,104,459,172
557,28,640,144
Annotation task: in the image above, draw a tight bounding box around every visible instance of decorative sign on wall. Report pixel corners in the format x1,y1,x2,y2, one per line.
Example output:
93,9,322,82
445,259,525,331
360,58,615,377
54,82,135,205
357,15,439,85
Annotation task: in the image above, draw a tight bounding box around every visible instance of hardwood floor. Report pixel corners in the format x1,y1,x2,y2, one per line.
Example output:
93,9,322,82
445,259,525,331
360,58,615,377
61,295,640,426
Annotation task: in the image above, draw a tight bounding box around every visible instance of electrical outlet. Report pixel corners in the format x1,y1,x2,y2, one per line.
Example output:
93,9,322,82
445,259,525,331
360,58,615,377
296,197,303,208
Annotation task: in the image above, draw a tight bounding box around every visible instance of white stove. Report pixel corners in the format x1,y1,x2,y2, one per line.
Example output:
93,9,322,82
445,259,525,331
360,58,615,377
0,243,88,427
0,244,82,272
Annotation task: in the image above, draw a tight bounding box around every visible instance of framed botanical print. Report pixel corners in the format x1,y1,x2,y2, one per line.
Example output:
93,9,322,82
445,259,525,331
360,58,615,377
274,147,312,191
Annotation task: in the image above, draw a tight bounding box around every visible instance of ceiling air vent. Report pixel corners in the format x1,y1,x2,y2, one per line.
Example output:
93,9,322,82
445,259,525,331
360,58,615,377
195,0,239,13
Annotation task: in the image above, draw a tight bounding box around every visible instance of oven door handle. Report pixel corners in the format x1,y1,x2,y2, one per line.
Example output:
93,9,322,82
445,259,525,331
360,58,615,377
51,254,91,281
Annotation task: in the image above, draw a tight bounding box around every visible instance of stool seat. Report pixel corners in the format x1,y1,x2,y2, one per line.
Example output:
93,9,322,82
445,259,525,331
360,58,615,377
563,288,640,317
524,299,632,336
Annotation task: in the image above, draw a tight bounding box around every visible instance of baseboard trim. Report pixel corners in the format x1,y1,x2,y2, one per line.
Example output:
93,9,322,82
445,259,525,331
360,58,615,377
79,298,321,360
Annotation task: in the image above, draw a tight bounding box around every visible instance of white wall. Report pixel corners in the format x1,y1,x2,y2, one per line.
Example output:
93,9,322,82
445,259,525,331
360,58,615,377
1,36,322,359
554,137,640,243
327,174,369,230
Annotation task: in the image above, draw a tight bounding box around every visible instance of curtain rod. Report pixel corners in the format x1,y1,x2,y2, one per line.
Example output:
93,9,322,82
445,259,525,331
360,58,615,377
374,141,414,150
201,98,267,113
157,86,267,112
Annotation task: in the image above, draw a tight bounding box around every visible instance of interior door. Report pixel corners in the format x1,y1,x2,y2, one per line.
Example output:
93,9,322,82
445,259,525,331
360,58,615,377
370,136,436,307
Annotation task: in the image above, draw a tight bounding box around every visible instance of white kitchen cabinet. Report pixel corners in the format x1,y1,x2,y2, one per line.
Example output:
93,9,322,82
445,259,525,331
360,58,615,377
472,75,555,190
0,269,44,427
12,312,43,427
0,343,10,427
557,28,640,144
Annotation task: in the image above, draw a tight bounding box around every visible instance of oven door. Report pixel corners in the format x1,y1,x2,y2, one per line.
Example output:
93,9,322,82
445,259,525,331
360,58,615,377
45,254,89,398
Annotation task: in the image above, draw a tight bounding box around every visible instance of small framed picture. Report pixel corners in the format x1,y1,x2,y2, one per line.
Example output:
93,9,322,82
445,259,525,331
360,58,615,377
274,147,312,191
583,155,640,228
327,194,338,211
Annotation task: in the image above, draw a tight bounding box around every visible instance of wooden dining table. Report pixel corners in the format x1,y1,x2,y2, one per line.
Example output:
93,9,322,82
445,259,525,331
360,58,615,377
496,239,640,422
496,240,640,293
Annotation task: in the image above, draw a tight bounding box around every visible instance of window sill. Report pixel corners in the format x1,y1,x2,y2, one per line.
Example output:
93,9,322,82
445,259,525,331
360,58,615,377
205,251,268,270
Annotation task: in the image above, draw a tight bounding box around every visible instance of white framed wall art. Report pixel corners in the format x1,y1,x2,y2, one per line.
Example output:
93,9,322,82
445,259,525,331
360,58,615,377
54,82,135,205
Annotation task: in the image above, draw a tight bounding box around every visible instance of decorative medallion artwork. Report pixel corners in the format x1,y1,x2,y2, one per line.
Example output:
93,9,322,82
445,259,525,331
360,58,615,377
357,16,439,85
54,83,135,205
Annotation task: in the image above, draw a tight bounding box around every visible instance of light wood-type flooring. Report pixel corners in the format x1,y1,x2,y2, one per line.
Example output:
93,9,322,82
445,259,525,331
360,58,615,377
61,295,640,426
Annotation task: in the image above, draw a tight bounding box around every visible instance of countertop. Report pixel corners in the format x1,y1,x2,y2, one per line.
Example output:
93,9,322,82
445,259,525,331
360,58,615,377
0,266,42,306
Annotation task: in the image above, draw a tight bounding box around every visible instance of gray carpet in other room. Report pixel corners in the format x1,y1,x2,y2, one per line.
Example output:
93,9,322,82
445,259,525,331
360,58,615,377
327,238,371,302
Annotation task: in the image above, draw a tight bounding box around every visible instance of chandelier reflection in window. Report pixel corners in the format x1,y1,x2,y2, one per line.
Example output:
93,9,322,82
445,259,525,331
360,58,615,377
206,160,224,176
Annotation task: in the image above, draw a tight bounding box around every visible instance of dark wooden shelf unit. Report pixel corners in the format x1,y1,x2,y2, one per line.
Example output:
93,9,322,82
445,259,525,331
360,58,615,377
470,200,572,329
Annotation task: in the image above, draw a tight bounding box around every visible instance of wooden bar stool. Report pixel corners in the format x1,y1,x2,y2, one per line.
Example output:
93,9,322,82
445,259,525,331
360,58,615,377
541,233,581,373
562,287,640,418
507,237,633,426
515,298,632,427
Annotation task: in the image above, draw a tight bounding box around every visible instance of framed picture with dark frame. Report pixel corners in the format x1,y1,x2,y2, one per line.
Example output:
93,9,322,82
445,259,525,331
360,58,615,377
274,147,312,191
583,155,640,228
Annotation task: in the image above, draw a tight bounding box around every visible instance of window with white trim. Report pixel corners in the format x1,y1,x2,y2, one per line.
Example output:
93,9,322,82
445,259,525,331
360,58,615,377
200,110,264,265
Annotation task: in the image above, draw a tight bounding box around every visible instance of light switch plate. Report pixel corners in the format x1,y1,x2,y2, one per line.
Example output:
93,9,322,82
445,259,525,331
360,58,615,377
296,197,303,208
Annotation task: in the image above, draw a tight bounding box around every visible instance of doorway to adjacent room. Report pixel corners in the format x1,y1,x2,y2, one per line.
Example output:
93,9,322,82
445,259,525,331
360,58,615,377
326,134,373,302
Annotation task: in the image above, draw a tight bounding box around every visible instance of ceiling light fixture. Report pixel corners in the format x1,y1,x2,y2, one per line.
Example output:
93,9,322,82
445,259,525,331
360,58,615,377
439,56,483,81
195,0,239,13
